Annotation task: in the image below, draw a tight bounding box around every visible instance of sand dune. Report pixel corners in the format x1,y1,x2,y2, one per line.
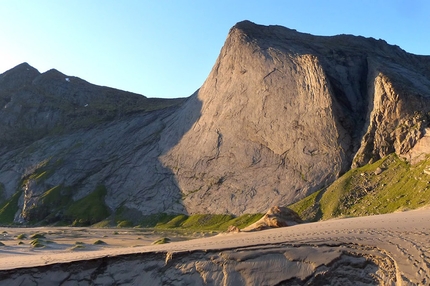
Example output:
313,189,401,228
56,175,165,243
1,208,430,285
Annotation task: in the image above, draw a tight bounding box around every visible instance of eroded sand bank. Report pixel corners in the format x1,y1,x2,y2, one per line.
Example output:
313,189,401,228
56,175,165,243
1,208,430,285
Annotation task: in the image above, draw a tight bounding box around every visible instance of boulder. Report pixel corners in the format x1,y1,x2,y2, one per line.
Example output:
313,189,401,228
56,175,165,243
242,206,303,231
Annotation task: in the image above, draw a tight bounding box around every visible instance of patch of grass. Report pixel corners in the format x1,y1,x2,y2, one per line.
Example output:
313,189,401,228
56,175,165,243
41,185,70,206
139,213,178,228
117,220,133,228
17,241,24,245
93,240,106,245
289,190,323,222
289,154,430,221
16,233,27,240
91,220,112,228
30,238,45,248
152,237,171,245
30,233,46,239
154,213,264,232
0,190,22,225
217,213,264,229
155,214,188,229
71,245,85,250
66,185,110,226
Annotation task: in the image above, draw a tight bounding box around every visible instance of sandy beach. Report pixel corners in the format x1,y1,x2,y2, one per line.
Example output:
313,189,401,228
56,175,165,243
1,208,430,285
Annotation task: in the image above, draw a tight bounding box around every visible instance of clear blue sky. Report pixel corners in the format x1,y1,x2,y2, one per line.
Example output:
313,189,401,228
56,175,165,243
1,1,429,98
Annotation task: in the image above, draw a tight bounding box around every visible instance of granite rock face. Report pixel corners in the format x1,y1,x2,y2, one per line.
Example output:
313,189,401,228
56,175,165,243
160,21,430,214
0,20,429,222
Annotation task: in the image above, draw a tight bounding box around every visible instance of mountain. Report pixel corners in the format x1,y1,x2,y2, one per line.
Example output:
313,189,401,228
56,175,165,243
0,21,429,225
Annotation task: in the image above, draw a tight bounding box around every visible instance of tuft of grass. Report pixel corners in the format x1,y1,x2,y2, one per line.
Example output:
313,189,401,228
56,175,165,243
117,220,133,228
93,240,106,245
30,238,45,248
71,245,85,250
30,233,46,239
91,220,112,228
16,233,27,240
152,237,171,245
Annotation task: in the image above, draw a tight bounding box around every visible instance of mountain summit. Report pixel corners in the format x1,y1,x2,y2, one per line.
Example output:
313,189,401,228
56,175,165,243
0,21,429,224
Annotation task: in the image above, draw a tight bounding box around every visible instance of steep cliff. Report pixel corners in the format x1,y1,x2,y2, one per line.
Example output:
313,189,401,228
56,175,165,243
160,21,430,214
0,21,429,224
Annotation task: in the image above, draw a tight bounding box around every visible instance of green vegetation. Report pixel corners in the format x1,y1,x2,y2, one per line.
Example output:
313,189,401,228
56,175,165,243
30,238,45,248
0,191,22,225
0,183,5,201
40,185,69,206
91,220,111,228
72,241,85,250
152,237,171,245
30,233,46,239
153,213,263,232
66,185,110,226
93,239,106,245
289,154,430,221
16,233,27,240
117,220,133,228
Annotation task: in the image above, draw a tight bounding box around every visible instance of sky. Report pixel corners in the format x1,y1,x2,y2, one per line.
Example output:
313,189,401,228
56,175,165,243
0,1,429,98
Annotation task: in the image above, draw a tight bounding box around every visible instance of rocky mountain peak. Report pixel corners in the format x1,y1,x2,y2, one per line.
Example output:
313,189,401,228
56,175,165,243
0,62,40,91
0,22,429,225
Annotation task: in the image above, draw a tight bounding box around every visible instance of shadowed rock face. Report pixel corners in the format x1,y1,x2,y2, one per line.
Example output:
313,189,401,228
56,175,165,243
0,20,430,222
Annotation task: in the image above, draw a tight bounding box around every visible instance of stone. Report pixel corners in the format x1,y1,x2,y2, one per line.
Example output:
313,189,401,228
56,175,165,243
242,206,303,231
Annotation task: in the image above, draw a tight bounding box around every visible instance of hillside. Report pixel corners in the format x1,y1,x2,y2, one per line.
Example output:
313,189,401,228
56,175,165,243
289,153,430,221
0,20,429,226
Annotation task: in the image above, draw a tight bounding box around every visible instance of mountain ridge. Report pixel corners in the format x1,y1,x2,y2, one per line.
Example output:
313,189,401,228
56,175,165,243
0,20,429,225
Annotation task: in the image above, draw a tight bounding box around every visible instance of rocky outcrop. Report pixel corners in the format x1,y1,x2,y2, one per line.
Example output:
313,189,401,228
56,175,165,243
242,206,302,231
401,127,430,164
0,20,430,223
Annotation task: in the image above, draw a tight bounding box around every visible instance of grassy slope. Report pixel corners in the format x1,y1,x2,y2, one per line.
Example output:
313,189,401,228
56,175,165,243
5,151,428,229
151,213,264,232
289,154,430,221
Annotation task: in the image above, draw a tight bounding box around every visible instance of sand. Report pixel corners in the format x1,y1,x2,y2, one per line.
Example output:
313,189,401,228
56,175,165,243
1,208,430,284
